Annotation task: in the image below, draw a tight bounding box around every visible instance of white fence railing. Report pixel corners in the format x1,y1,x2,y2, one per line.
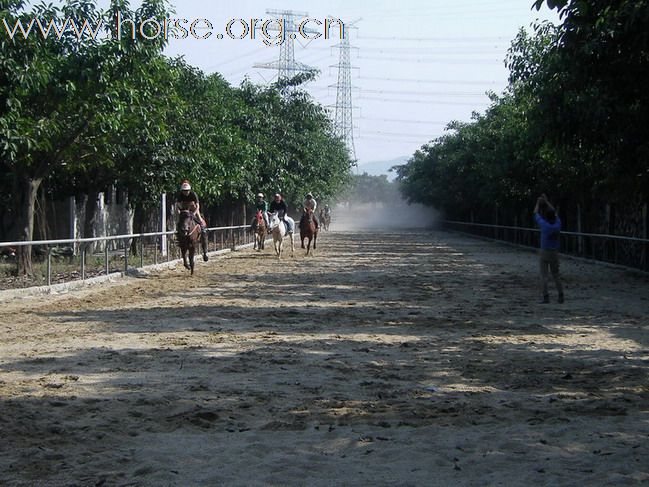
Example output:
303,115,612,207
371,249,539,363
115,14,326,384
0,225,252,286
445,220,649,272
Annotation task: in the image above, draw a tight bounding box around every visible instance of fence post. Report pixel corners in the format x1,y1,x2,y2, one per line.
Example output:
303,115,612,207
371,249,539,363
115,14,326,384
81,247,86,281
47,248,52,286
139,236,144,268
513,216,518,245
105,244,109,276
69,196,78,256
124,240,128,273
643,203,648,272
577,204,584,256
605,203,612,262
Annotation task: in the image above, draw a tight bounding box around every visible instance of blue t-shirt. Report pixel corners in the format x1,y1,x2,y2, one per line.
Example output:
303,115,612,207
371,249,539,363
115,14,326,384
535,213,561,250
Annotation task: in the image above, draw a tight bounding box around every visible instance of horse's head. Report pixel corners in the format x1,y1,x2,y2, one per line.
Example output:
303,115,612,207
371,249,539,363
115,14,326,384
268,212,281,231
256,210,265,226
303,207,314,222
177,210,193,237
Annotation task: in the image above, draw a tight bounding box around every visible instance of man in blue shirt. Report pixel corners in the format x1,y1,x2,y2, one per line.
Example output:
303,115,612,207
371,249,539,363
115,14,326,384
534,194,564,304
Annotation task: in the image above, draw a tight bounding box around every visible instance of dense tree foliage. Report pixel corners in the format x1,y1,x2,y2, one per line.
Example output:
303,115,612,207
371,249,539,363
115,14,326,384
0,0,353,274
398,1,649,224
341,173,399,205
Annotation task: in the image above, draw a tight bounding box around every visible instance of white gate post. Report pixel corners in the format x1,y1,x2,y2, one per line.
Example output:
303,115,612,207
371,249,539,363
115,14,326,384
69,196,77,255
161,193,167,257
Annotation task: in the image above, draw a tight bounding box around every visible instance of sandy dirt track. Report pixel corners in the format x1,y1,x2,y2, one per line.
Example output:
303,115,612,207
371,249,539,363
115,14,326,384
0,230,648,486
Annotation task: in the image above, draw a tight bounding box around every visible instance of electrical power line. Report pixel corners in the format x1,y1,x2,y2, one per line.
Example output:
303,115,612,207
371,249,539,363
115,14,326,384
358,75,501,86
358,96,490,107
356,135,438,143
357,55,503,64
359,117,450,126
361,88,487,98
361,130,440,138
356,35,508,43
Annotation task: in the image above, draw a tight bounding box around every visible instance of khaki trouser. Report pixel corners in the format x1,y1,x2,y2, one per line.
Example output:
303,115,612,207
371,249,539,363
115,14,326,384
540,249,564,296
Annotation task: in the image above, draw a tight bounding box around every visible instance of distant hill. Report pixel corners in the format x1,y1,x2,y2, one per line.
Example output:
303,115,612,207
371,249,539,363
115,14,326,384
356,156,409,181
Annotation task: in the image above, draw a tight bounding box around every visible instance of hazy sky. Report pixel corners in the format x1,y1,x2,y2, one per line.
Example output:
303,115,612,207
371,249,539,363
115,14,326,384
162,0,559,166
26,0,560,166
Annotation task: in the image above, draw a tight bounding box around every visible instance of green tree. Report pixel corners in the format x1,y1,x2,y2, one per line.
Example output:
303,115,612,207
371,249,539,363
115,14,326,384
0,0,173,274
531,0,649,199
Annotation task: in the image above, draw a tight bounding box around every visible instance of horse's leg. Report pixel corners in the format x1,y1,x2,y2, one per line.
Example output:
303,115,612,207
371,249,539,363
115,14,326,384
182,247,190,270
314,231,317,250
289,232,294,257
189,246,195,275
200,232,208,260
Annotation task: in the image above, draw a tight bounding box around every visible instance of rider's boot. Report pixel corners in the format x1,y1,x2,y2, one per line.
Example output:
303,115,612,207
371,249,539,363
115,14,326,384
201,228,209,261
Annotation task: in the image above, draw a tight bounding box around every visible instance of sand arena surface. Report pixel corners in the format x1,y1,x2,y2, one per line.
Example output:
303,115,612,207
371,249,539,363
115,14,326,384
0,230,648,486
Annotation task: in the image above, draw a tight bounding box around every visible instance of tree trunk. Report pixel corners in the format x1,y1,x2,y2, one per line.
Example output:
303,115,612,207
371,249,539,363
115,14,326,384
242,200,247,227
16,177,43,276
35,185,49,241
84,190,99,241
131,206,145,256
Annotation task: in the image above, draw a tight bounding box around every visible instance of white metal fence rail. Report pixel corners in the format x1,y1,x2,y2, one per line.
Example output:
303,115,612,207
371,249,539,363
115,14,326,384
0,225,251,286
445,220,649,272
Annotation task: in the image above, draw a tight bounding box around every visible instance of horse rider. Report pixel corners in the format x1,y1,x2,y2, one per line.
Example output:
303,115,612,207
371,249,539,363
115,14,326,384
253,192,270,230
176,179,209,261
323,204,331,217
303,192,319,230
269,193,294,234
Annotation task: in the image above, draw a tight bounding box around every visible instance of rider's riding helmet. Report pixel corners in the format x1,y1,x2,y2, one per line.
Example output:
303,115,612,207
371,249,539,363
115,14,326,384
257,193,264,198
180,180,191,191
274,193,282,200
306,192,313,199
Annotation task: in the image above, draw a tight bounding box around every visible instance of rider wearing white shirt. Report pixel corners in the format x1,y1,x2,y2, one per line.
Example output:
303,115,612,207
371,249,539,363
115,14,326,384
303,193,319,230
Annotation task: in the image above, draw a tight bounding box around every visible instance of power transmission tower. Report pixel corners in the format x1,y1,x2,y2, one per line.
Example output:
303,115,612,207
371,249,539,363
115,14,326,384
253,10,318,82
330,19,360,163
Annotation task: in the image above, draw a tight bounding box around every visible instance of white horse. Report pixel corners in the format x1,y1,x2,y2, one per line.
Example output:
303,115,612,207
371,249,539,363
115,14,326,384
268,212,295,259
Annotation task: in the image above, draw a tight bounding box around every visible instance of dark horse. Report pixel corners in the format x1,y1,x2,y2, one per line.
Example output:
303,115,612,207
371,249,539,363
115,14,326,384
299,207,318,256
177,210,206,275
319,208,331,231
252,210,267,251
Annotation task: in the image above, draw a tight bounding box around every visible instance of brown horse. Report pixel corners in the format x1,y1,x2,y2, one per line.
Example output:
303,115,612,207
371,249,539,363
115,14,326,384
177,210,204,275
319,208,331,231
252,210,267,251
300,207,318,255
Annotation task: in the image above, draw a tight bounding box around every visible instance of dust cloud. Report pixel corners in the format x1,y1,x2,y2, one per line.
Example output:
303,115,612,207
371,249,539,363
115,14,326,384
331,201,440,231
